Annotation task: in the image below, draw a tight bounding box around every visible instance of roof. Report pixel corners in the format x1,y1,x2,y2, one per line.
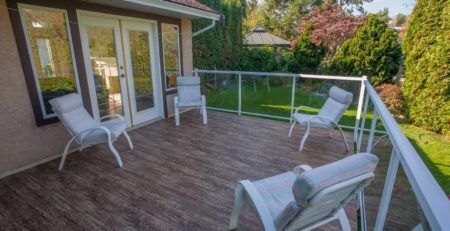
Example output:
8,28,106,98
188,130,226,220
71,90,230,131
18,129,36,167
164,0,219,14
244,26,290,47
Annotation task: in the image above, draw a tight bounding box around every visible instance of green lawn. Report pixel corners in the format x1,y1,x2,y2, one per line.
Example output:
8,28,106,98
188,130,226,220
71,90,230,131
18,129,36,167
204,83,449,194
399,122,450,194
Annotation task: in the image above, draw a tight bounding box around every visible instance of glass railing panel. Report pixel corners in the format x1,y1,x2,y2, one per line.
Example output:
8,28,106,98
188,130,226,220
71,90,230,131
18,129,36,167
241,74,293,119
200,72,239,112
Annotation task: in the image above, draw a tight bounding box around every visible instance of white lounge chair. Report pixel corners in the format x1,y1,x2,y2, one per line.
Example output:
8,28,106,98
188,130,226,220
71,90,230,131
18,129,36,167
288,86,353,151
174,76,207,126
229,153,378,231
49,93,133,170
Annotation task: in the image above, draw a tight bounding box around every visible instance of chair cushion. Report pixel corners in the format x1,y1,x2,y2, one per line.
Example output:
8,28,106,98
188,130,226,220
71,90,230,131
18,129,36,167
177,76,200,86
318,98,348,123
49,93,83,114
253,172,298,231
177,99,203,107
60,107,97,136
292,153,379,207
81,119,126,144
328,86,353,105
293,113,332,129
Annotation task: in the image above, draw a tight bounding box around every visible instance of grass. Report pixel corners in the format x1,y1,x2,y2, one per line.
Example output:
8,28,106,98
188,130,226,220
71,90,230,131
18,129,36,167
204,82,450,194
398,122,450,195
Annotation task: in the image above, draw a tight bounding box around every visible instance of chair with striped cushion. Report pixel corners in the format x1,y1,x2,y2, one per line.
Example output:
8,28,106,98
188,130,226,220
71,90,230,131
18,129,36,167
288,86,353,152
229,153,379,231
174,76,207,126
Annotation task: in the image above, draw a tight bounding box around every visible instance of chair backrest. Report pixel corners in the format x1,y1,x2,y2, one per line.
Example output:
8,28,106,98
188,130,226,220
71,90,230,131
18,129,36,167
49,93,97,140
286,153,378,230
177,76,201,102
318,86,353,124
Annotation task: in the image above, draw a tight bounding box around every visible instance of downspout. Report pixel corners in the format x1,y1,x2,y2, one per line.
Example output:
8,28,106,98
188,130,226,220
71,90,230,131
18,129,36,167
192,19,216,37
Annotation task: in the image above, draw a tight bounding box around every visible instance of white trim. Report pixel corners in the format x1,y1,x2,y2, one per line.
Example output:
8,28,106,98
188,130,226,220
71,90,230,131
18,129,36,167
161,23,182,91
18,4,82,119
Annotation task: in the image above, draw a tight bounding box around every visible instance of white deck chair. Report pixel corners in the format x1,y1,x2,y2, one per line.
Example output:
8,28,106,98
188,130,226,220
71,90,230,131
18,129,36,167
174,76,207,126
49,93,133,170
229,153,378,231
288,86,353,151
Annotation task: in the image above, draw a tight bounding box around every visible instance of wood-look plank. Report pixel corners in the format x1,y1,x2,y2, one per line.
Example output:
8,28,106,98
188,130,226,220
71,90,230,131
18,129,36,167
0,110,419,230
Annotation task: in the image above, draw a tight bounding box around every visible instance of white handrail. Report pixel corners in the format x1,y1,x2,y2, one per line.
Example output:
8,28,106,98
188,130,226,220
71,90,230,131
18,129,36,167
365,80,450,231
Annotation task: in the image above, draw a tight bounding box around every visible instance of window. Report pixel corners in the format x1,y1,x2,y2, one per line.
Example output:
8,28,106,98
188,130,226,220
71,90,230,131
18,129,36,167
19,5,79,119
161,23,181,90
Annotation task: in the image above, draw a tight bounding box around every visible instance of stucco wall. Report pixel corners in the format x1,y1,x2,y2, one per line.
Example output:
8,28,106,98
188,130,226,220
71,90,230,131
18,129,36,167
0,0,72,177
165,18,193,117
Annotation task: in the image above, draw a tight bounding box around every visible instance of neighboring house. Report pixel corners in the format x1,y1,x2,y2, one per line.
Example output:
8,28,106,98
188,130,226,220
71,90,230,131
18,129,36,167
0,0,221,176
244,26,291,47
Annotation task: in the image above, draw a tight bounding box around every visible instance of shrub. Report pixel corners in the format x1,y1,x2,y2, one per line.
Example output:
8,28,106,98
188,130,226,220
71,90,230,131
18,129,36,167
402,0,450,136
332,15,402,86
375,84,404,117
288,27,327,73
240,47,278,72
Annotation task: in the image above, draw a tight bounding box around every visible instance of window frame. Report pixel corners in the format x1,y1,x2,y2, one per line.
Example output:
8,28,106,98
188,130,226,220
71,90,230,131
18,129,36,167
161,23,182,92
18,3,82,119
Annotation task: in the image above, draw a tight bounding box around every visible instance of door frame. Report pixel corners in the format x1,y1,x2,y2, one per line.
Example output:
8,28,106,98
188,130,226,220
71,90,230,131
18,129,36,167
121,20,164,125
77,11,164,127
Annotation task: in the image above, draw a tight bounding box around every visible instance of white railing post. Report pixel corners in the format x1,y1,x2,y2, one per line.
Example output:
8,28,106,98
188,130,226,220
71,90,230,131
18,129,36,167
366,108,378,152
290,75,297,123
238,73,242,116
375,149,400,231
194,68,198,77
357,91,370,152
354,76,368,146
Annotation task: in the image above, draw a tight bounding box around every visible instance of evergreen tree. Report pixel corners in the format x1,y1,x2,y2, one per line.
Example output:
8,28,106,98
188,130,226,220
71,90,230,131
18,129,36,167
402,0,449,136
332,15,402,86
287,27,327,73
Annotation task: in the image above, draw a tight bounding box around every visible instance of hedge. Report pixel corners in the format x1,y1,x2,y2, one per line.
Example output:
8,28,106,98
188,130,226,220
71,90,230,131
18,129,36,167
402,0,450,136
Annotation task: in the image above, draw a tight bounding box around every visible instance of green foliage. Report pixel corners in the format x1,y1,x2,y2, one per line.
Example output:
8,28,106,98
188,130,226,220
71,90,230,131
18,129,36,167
287,27,327,73
402,0,450,136
193,0,245,70
332,15,402,86
39,76,76,92
240,47,278,72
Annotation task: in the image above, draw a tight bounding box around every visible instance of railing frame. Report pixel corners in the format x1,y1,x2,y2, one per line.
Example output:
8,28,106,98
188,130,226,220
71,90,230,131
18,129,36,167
195,69,450,231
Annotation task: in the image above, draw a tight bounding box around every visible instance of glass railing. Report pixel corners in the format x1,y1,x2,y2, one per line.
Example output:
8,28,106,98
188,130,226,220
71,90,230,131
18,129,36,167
195,69,450,231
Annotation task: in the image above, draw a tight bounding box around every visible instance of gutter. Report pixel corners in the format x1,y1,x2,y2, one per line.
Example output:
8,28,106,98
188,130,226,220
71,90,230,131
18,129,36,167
192,19,216,37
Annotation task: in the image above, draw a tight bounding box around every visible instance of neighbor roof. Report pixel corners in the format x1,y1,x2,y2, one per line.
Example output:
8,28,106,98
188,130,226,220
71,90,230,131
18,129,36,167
245,26,291,47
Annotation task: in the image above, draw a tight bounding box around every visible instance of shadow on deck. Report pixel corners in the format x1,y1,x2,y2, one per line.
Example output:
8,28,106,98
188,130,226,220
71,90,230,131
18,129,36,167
0,110,420,230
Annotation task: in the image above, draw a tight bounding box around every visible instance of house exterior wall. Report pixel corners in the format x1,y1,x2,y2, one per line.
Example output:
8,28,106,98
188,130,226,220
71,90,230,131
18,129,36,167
0,0,72,177
165,18,193,117
0,0,195,177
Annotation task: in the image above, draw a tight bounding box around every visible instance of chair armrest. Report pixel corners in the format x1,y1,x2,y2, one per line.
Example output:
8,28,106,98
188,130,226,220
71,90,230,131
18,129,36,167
100,114,125,122
294,106,317,114
293,165,313,175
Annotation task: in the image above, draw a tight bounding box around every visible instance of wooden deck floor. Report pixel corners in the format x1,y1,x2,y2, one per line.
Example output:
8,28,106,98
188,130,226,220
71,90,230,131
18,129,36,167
0,110,420,230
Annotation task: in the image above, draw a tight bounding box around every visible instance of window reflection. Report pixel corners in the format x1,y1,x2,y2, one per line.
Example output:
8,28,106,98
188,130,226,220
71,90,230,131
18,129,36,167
162,24,181,90
20,6,78,116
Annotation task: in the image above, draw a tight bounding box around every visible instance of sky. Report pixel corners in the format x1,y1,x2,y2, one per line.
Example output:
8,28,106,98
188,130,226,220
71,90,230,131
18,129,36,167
362,0,416,17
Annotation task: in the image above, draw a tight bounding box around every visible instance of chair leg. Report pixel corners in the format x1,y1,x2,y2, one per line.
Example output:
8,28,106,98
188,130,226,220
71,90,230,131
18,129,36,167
174,96,180,126
336,125,350,152
123,131,133,150
328,129,333,138
299,126,310,151
58,137,77,171
201,95,207,125
337,209,351,231
288,121,296,137
229,183,245,230
107,139,123,168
